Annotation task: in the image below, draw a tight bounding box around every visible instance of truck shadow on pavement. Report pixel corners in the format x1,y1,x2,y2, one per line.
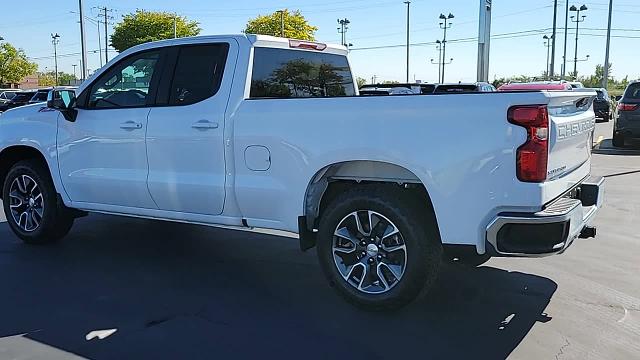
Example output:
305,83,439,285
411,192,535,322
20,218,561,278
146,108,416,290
593,139,640,156
0,215,557,360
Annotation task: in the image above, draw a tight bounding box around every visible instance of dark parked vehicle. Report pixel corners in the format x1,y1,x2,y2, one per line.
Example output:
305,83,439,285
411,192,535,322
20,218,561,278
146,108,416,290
28,88,52,104
613,81,640,148
592,88,614,122
360,83,436,95
434,82,496,93
0,90,20,112
2,90,37,110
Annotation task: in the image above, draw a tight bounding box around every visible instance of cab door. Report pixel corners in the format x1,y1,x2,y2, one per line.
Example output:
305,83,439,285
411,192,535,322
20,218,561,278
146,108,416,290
57,49,165,209
146,41,235,215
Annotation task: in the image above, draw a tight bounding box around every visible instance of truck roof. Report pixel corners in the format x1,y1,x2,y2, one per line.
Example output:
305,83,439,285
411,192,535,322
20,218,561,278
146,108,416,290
123,34,348,57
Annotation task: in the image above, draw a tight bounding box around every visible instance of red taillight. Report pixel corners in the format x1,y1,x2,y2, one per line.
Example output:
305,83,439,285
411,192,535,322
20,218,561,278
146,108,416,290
508,105,549,183
617,103,639,111
288,39,327,51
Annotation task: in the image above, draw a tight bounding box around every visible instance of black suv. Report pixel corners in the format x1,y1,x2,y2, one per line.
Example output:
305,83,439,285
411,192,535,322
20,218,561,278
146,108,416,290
613,81,640,147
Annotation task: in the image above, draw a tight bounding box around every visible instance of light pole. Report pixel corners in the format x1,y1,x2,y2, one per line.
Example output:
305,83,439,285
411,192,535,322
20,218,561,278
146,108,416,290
337,18,350,47
72,64,77,81
561,0,569,79
543,35,553,80
439,13,454,83
550,0,558,77
602,0,613,89
51,33,60,86
404,1,411,83
570,4,587,80
276,10,285,37
430,40,443,83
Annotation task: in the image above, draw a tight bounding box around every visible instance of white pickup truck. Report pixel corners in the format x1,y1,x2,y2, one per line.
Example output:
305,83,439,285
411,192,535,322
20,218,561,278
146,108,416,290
0,35,603,310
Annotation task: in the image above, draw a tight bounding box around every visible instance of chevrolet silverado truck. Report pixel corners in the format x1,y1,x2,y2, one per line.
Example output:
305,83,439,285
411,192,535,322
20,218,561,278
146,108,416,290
0,35,604,310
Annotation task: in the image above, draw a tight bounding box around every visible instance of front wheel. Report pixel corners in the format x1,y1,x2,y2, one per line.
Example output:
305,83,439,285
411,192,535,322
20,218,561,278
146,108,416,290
2,160,74,244
317,186,442,311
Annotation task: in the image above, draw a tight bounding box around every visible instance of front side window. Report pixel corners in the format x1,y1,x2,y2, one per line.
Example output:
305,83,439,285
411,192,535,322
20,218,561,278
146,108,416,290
250,47,355,98
168,44,229,106
87,51,161,108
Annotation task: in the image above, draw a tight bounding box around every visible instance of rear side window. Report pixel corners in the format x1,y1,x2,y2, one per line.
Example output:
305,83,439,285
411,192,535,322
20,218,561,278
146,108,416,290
250,47,355,98
169,44,229,105
624,83,640,99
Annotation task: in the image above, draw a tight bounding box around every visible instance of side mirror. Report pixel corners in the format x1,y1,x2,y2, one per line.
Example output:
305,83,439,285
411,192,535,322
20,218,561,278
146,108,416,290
47,89,76,110
47,89,78,122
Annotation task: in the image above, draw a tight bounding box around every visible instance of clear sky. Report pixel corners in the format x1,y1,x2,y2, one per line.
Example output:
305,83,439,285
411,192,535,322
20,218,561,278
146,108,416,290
1,0,638,84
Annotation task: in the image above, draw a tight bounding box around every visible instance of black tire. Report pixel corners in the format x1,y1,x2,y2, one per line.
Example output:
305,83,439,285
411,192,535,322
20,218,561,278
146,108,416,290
317,185,442,311
2,160,74,244
612,131,625,148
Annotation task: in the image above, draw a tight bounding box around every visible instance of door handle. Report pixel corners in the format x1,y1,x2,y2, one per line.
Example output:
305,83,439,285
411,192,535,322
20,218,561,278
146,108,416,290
191,120,219,130
120,121,143,130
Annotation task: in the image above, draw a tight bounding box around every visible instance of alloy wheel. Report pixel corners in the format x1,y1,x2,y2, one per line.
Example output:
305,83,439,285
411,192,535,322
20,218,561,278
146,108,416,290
8,175,45,232
332,210,407,294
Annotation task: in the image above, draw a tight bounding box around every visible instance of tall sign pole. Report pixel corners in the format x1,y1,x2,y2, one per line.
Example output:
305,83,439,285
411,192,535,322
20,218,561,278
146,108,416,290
404,1,411,83
602,0,613,89
561,0,569,79
550,0,558,78
79,0,88,80
476,0,492,82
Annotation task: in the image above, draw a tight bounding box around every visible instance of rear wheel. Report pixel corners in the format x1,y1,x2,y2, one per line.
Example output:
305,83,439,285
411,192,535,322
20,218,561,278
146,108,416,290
2,160,74,244
317,186,442,311
612,131,625,148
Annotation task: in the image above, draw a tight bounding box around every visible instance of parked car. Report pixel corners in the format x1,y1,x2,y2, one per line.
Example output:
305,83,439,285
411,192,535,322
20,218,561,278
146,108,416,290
590,88,613,122
433,82,496,93
613,81,640,147
498,81,573,91
28,88,53,104
569,81,585,89
0,35,603,310
359,86,417,96
0,89,21,112
2,90,37,110
360,83,436,95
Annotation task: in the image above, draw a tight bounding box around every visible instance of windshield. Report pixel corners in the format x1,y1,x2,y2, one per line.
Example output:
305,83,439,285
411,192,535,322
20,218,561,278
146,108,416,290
11,93,35,102
3,92,17,100
32,91,49,102
624,83,640,99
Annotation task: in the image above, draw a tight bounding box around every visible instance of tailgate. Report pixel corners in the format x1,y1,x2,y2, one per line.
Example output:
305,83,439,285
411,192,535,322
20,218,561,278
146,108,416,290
546,91,596,181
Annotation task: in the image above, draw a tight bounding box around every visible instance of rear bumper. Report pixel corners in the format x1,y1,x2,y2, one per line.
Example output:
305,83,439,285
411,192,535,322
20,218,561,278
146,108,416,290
486,176,604,257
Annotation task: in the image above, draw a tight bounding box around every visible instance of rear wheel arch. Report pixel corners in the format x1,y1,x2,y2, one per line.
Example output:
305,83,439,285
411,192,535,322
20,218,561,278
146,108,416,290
302,161,443,247
0,146,52,200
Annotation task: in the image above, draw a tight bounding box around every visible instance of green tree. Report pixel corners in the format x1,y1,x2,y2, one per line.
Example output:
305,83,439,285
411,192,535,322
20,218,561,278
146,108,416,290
0,42,37,85
356,77,367,88
58,72,77,86
38,71,77,86
244,10,317,41
110,10,201,52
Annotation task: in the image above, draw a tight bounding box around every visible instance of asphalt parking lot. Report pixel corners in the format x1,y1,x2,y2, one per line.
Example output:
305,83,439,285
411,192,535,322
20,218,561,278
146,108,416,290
0,120,639,360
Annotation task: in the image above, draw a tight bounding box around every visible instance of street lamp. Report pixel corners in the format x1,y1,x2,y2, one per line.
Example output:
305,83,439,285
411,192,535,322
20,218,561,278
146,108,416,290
51,33,61,86
543,35,553,80
570,4,587,79
438,13,454,83
431,39,443,83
